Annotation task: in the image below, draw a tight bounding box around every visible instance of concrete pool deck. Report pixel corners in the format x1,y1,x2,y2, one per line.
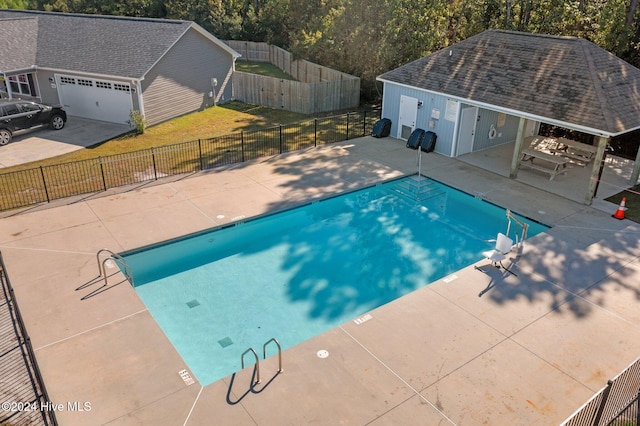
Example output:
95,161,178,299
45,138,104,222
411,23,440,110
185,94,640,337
1,137,639,425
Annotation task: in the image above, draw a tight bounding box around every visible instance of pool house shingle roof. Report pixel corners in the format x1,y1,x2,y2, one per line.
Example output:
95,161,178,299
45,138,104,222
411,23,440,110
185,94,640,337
378,29,640,137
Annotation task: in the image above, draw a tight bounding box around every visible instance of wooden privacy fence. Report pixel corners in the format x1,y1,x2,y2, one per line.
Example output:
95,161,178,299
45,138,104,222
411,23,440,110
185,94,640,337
226,41,360,114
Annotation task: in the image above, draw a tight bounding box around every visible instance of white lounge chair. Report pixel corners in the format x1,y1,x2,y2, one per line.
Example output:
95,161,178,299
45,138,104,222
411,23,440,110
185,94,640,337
475,233,517,276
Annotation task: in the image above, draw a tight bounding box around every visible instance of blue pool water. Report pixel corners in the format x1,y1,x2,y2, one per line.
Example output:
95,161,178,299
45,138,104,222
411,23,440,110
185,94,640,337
125,177,548,386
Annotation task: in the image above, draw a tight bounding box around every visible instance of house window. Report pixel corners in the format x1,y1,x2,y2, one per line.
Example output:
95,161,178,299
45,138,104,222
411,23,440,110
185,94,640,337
8,73,36,96
113,83,131,93
0,77,7,98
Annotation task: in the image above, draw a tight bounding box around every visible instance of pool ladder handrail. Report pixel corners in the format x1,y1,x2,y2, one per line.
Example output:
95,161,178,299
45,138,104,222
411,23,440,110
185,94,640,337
96,248,133,286
240,337,283,385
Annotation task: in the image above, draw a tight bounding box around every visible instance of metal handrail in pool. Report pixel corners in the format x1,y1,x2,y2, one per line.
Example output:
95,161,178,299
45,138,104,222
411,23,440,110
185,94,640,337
241,338,284,385
263,337,283,374
241,348,261,384
96,248,134,287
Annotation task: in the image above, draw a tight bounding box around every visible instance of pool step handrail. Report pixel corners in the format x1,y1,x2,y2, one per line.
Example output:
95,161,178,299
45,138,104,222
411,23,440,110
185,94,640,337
263,337,283,373
505,210,529,253
96,248,133,287
241,348,261,384
241,337,283,385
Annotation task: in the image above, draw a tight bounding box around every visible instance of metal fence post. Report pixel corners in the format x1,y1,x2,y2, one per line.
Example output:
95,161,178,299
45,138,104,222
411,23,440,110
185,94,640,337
39,166,50,203
151,147,158,180
363,110,367,136
198,139,204,171
592,380,613,426
279,125,283,153
241,131,245,162
314,119,317,147
346,112,350,140
98,157,107,191
636,389,640,426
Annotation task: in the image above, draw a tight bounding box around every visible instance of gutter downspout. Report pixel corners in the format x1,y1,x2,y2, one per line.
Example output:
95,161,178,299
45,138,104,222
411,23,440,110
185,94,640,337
134,78,145,118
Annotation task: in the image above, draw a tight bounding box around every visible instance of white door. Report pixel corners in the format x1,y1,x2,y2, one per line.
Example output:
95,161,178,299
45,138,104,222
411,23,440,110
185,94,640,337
456,106,478,156
397,95,419,140
56,75,133,124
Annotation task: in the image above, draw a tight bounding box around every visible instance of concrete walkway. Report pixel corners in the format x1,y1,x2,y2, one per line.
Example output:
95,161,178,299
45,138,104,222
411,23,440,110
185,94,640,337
0,137,639,425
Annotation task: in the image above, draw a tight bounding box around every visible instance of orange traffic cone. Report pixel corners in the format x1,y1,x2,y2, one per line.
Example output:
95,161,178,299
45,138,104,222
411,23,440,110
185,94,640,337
612,197,627,220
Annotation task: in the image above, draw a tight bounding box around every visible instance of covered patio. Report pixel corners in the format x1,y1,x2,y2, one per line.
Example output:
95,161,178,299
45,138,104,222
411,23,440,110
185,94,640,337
458,137,636,208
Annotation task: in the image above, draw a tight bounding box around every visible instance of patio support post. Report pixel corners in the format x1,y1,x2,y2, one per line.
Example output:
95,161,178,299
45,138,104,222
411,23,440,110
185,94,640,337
585,135,609,205
630,145,640,186
509,117,528,179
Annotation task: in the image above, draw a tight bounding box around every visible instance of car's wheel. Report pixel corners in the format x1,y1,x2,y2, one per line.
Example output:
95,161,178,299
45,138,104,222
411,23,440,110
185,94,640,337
0,128,12,146
50,115,65,130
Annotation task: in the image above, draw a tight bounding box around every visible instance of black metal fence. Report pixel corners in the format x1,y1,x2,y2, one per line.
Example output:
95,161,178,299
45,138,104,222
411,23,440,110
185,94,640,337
0,110,380,212
0,251,57,426
562,356,640,426
608,390,639,425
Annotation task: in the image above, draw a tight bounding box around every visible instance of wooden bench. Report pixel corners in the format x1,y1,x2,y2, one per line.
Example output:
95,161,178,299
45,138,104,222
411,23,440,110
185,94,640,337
520,148,568,180
549,138,597,166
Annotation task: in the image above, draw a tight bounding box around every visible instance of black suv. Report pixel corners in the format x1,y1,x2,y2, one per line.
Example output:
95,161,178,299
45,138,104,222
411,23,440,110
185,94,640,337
0,100,67,146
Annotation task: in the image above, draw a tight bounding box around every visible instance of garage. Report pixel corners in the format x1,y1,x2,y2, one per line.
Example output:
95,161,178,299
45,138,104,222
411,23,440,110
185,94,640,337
55,74,133,124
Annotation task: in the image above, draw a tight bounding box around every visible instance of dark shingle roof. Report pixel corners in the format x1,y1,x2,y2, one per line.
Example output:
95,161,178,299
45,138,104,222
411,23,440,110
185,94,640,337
0,10,236,79
0,18,39,71
378,29,640,136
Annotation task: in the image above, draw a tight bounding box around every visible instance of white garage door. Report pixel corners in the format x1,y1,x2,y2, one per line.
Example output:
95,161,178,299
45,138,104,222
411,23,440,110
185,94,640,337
56,75,133,124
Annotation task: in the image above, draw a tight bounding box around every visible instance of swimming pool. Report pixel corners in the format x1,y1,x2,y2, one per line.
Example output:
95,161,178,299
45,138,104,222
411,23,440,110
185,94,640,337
124,176,548,386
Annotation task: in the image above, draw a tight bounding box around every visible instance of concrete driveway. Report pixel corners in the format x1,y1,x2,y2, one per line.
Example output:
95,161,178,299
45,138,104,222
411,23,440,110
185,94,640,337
0,116,131,168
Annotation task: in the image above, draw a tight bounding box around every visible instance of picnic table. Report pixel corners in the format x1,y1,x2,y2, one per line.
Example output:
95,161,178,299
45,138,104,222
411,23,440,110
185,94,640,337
550,138,597,165
520,147,568,180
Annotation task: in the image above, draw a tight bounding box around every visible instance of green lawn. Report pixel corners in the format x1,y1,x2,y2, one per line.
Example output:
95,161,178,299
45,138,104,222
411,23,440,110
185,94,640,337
2,101,310,173
605,184,640,223
235,60,295,80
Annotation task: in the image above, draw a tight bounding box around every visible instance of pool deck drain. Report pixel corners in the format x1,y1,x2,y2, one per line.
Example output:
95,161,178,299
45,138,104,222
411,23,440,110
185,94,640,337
1,137,639,425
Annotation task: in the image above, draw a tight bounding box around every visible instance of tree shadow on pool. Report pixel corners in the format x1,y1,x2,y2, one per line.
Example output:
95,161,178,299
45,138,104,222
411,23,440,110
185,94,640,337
238,184,498,323
255,148,640,322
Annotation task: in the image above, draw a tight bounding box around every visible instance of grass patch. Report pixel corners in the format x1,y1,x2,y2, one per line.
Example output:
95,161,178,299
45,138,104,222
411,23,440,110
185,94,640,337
2,101,310,173
605,184,640,223
235,60,295,80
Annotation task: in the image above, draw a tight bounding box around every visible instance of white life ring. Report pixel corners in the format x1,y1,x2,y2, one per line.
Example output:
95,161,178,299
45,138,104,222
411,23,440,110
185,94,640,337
488,125,497,140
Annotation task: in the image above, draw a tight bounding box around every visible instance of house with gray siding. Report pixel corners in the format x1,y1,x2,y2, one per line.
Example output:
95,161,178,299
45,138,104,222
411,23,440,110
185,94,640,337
0,9,240,126
377,30,640,203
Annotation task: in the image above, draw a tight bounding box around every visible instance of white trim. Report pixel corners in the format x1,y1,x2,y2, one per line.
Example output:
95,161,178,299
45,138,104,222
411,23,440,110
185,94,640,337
35,66,137,82
376,77,630,138
135,80,145,117
449,100,461,157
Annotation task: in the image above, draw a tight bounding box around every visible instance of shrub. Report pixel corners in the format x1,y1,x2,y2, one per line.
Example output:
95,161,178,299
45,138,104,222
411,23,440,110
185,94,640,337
129,110,146,134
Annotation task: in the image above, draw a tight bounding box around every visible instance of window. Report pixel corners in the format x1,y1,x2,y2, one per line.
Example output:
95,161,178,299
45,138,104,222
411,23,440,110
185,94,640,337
19,103,41,113
113,83,131,93
8,74,36,96
2,104,20,115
